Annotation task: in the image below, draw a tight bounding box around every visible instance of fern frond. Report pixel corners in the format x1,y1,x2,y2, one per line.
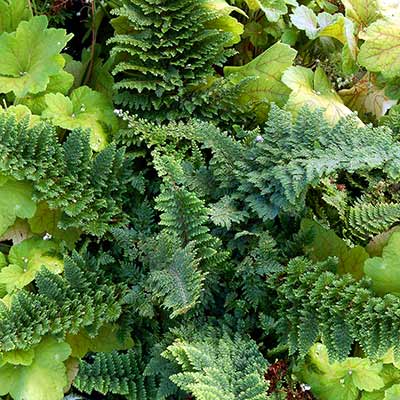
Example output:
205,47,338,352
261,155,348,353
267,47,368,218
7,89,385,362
0,252,124,351
276,256,400,362
347,201,400,241
108,0,234,122
0,112,126,235
162,332,269,400
74,349,157,400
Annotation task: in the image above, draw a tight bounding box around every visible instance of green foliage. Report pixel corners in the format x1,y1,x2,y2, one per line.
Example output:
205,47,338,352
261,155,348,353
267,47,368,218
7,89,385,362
0,111,125,235
0,252,124,352
0,337,71,400
108,0,236,121
364,232,400,296
347,202,400,241
0,177,36,235
162,331,269,400
276,256,400,361
0,237,63,293
42,86,118,152
0,16,72,97
0,0,31,33
74,349,157,399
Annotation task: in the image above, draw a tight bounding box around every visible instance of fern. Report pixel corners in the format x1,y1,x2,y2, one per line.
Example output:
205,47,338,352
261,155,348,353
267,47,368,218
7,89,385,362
162,331,269,400
108,0,235,122
276,256,400,362
347,201,400,241
74,349,157,400
141,234,205,318
0,113,125,235
0,252,124,352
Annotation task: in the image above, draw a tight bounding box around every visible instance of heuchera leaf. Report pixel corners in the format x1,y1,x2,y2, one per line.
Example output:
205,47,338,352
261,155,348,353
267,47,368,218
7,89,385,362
42,86,118,151
0,16,72,97
282,66,355,124
299,343,385,400
358,18,400,79
341,0,380,28
290,5,319,38
385,384,400,399
0,237,63,293
0,0,32,33
66,324,134,358
2,349,35,366
21,69,75,115
257,0,299,23
0,177,36,236
28,202,81,248
301,219,369,280
203,0,245,46
364,231,400,296
0,337,71,400
224,42,296,121
340,74,397,119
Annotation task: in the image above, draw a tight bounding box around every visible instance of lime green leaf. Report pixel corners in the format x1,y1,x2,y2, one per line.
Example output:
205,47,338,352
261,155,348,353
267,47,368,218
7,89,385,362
342,0,380,28
42,86,118,151
20,70,74,115
344,359,385,391
0,237,63,292
0,337,71,400
204,0,247,17
362,392,385,400
385,384,400,399
257,0,298,22
0,178,36,236
0,0,32,33
66,324,133,358
340,74,397,119
0,16,72,98
358,19,400,79
282,66,355,124
299,344,384,400
364,231,400,296
319,15,357,59
0,104,41,126
2,349,34,366
204,0,245,45
28,202,81,247
290,5,318,38
224,42,296,121
301,219,369,280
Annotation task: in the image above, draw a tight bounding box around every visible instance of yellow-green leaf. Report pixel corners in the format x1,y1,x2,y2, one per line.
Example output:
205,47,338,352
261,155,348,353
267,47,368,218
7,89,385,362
224,42,296,121
282,65,356,124
358,18,400,78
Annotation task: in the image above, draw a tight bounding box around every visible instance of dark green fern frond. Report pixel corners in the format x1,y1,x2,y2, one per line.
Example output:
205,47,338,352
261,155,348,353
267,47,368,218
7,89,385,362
347,201,400,241
143,236,205,318
108,0,236,122
74,349,157,400
0,112,126,235
0,252,124,352
276,256,400,362
162,331,269,400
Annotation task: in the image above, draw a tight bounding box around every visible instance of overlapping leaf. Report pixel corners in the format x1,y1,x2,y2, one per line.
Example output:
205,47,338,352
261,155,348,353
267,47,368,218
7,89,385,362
0,16,72,97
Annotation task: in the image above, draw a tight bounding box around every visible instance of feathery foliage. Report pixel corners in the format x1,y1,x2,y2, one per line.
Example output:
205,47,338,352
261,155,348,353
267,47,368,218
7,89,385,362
74,349,157,399
0,252,124,352
276,256,400,362
0,113,125,235
108,0,235,122
162,331,269,400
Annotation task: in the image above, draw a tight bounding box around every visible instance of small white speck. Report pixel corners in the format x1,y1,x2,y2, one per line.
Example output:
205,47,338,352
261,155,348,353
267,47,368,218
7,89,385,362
43,233,52,240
